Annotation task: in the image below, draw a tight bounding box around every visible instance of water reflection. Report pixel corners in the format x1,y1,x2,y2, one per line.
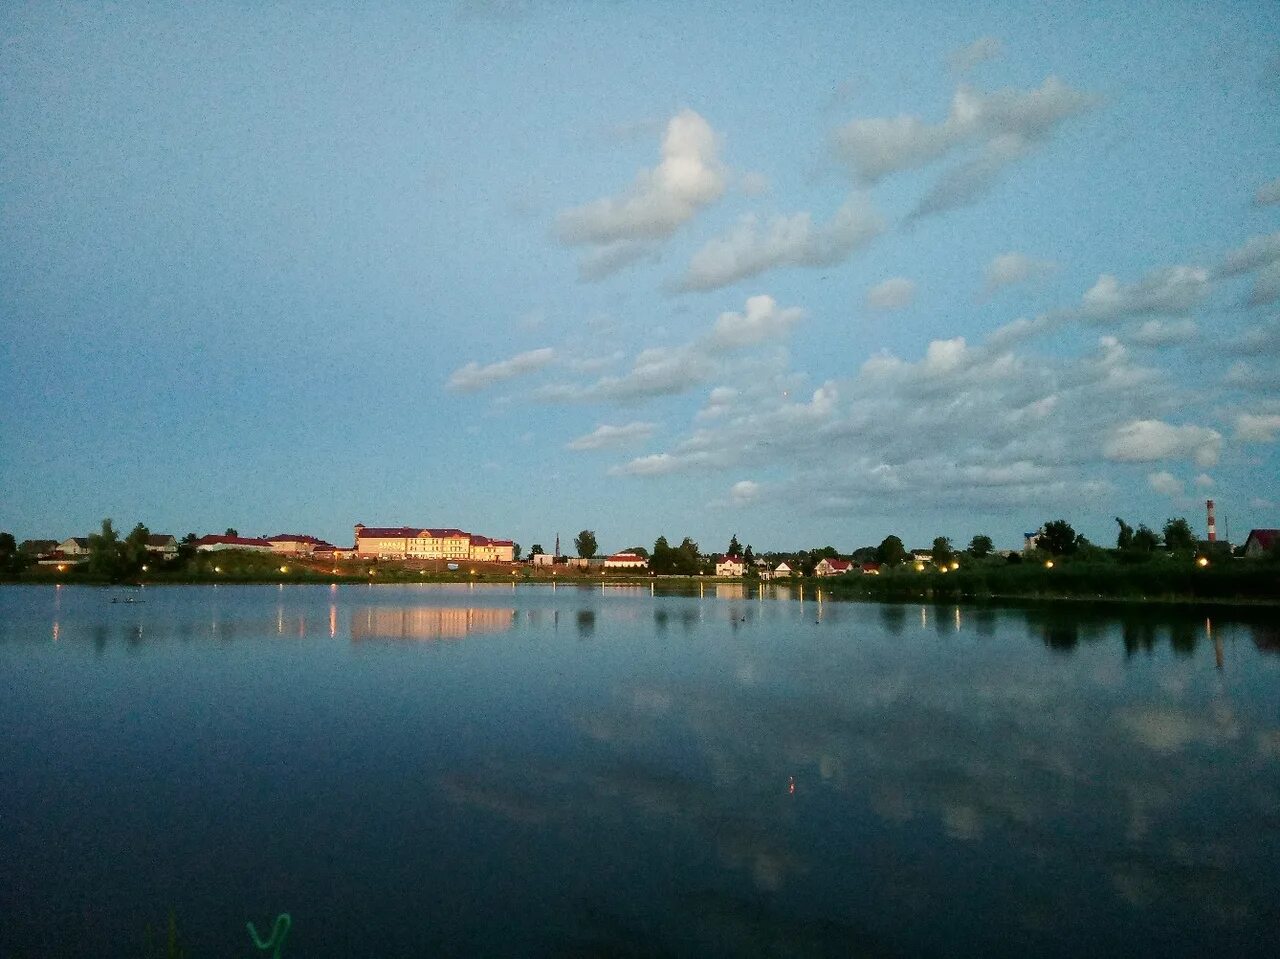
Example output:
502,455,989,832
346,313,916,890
349,606,516,642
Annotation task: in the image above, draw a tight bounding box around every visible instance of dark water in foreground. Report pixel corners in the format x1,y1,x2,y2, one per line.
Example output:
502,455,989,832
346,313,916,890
1,584,1278,958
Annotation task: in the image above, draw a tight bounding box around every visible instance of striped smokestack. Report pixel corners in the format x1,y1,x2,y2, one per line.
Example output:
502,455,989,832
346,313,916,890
1206,499,1216,542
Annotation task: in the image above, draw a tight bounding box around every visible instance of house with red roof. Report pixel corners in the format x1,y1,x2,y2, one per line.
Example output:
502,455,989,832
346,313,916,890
353,524,513,562
267,534,334,556
604,552,648,569
715,554,745,576
1244,529,1279,558
814,558,854,577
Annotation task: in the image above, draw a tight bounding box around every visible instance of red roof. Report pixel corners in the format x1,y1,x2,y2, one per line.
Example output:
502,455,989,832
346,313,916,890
716,554,744,563
1246,529,1279,550
195,534,273,547
606,552,646,562
823,559,853,571
470,535,514,547
355,527,422,539
268,533,331,545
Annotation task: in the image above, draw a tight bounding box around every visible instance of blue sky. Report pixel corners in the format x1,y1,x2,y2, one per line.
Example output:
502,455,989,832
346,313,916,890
2,1,1278,553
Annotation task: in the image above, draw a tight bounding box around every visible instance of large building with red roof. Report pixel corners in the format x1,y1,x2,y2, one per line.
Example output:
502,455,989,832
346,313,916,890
353,524,514,562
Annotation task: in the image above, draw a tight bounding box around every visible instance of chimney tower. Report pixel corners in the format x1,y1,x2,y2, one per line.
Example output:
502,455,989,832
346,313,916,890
1206,500,1216,542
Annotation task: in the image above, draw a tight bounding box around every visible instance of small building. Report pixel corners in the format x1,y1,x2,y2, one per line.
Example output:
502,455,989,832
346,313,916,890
146,534,178,557
195,534,274,552
469,535,516,563
19,539,58,558
531,552,555,567
58,537,91,557
861,562,882,575
774,561,795,577
1243,529,1279,558
604,552,648,569
715,554,746,576
267,534,333,556
814,558,854,577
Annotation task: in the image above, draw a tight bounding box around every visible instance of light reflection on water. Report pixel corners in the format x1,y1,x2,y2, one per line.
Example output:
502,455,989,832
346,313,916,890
0,584,1278,958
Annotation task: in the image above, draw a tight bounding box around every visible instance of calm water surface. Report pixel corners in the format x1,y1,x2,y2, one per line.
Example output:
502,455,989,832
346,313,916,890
1,583,1278,957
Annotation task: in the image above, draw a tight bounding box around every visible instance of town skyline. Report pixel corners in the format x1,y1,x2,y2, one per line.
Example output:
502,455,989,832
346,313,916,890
2,3,1277,551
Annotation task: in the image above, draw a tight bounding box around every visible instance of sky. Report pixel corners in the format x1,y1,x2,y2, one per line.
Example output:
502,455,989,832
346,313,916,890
2,1,1278,554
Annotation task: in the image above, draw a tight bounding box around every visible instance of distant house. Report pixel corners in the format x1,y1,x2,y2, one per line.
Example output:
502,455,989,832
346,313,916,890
195,534,274,553
58,537,91,557
861,562,882,575
353,524,513,562
1023,530,1042,553
814,558,854,577
146,534,178,557
19,540,58,558
1243,529,1279,558
267,534,333,556
604,552,648,570
715,554,745,576
773,561,794,577
531,553,555,567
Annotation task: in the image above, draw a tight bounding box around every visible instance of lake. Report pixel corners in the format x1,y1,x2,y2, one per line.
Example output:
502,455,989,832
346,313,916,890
1,583,1278,958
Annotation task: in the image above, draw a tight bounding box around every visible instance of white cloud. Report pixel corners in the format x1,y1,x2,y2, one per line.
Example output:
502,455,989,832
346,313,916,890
1194,473,1215,490
831,76,1097,184
1147,471,1184,497
447,347,555,392
909,132,1029,218
949,36,1002,74
1256,177,1280,206
557,110,725,274
566,421,657,451
1220,232,1280,274
1252,497,1276,510
710,295,805,350
1236,413,1280,443
678,195,883,291
729,480,762,505
577,240,660,281
982,251,1056,296
1224,361,1271,391
1103,420,1222,467
1080,266,1209,320
1127,319,1197,347
865,277,916,311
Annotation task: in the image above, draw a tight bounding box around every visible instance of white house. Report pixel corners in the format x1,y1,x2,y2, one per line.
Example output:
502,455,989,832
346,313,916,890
58,537,91,557
773,561,794,577
604,552,649,570
814,558,854,577
715,554,746,576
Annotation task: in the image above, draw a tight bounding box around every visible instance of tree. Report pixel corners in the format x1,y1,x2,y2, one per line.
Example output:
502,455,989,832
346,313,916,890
1132,524,1159,553
743,544,755,566
625,545,650,560
877,535,907,567
727,534,743,557
1115,517,1134,551
650,536,675,574
88,518,123,577
530,544,545,556
0,531,25,578
512,543,522,561
932,536,954,567
967,534,993,558
224,527,238,537
675,537,701,575
121,523,151,573
1038,519,1078,556
1162,517,1195,552
574,530,598,559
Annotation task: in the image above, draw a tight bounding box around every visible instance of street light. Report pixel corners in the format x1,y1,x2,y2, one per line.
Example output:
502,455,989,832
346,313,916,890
1044,560,1054,569
1196,556,1210,568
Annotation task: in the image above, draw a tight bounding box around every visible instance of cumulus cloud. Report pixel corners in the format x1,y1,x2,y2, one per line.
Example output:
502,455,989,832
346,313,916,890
1224,361,1271,391
1147,471,1184,497
831,76,1097,216
1219,232,1280,305
1127,319,1197,347
557,109,725,276
577,240,660,281
536,295,804,405
710,295,805,350
1103,420,1222,467
865,277,916,311
1080,266,1210,321
949,36,1002,74
447,347,554,392
1194,473,1215,489
1236,413,1280,443
1256,177,1280,206
982,251,1056,296
677,195,883,291
566,421,657,451
729,480,762,505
